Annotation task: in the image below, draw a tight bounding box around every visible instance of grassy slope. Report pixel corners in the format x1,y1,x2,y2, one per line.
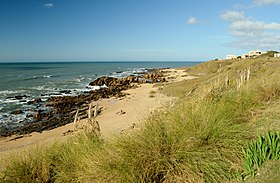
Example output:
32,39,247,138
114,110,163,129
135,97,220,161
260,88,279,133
1,56,280,182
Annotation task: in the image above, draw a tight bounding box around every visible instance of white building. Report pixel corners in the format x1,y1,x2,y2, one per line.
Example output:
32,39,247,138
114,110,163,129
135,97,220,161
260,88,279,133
274,53,280,58
248,50,264,57
241,54,249,59
225,50,267,60
226,55,237,60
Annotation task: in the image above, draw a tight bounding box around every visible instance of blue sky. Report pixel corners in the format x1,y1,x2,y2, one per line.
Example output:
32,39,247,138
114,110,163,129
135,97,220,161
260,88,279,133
1,0,280,62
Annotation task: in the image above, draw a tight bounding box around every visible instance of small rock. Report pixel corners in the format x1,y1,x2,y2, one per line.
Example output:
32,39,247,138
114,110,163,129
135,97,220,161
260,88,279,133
33,98,42,104
26,114,33,118
33,110,42,120
15,95,28,100
11,110,23,115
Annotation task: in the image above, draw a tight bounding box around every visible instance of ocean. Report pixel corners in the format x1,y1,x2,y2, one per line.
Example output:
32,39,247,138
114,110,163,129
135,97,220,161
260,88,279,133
0,61,200,130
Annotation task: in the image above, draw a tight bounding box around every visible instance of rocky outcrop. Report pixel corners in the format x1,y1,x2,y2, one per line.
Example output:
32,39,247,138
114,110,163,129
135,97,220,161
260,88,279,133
2,88,126,136
89,72,166,88
89,76,138,90
142,73,166,83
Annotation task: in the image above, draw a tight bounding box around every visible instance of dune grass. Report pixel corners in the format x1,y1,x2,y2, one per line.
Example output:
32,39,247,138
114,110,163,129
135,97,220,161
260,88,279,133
0,133,102,183
1,57,280,182
81,89,256,182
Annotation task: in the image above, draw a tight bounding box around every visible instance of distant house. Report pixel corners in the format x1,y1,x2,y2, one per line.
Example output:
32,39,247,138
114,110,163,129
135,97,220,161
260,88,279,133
274,53,280,58
226,55,237,60
248,50,264,57
224,50,267,61
241,54,249,59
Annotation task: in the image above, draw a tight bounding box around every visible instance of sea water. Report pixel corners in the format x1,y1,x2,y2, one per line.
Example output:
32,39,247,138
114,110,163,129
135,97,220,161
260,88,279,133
0,61,200,129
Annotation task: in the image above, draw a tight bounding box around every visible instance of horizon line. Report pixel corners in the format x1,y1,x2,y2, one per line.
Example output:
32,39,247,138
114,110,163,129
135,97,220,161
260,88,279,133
0,60,205,63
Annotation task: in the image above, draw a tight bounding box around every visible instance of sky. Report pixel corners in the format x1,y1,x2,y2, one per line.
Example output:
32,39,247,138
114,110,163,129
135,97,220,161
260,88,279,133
1,0,280,62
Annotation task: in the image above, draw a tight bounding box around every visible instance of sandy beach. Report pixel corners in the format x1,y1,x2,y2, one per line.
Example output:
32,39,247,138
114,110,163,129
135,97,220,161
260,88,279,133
0,68,195,154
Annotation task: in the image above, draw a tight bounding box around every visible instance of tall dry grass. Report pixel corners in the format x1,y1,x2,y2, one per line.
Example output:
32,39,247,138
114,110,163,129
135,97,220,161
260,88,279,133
0,133,101,183
80,84,263,182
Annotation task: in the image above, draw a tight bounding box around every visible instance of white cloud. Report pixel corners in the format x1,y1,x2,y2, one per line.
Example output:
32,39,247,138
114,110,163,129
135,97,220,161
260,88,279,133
230,20,280,36
221,11,245,22
186,17,199,25
221,11,280,50
254,0,280,5
44,3,54,8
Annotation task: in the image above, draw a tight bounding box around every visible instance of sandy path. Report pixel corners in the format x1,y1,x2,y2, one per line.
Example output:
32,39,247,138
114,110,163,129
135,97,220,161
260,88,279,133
0,68,194,154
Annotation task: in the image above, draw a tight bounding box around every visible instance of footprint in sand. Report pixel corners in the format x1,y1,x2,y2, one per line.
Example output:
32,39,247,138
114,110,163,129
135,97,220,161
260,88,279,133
116,110,126,115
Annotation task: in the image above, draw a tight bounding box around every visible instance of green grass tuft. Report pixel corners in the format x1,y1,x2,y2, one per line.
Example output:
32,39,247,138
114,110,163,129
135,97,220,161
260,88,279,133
242,131,280,179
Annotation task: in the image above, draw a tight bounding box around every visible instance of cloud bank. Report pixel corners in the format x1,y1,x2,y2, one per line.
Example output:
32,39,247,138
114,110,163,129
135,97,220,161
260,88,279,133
221,10,280,50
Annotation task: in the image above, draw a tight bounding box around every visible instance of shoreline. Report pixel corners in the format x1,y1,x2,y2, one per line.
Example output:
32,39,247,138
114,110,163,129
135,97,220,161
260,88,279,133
1,67,169,137
0,68,196,153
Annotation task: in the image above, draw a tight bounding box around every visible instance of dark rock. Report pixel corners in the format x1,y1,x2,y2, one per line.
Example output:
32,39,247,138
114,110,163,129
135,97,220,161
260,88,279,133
89,72,166,89
27,98,42,104
15,95,28,100
89,76,118,87
134,72,147,75
59,90,71,94
33,110,43,120
26,114,33,118
33,98,42,103
11,110,23,115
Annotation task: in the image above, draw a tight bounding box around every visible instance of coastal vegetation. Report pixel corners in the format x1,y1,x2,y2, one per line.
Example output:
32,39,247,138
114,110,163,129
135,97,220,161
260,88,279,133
1,56,280,182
